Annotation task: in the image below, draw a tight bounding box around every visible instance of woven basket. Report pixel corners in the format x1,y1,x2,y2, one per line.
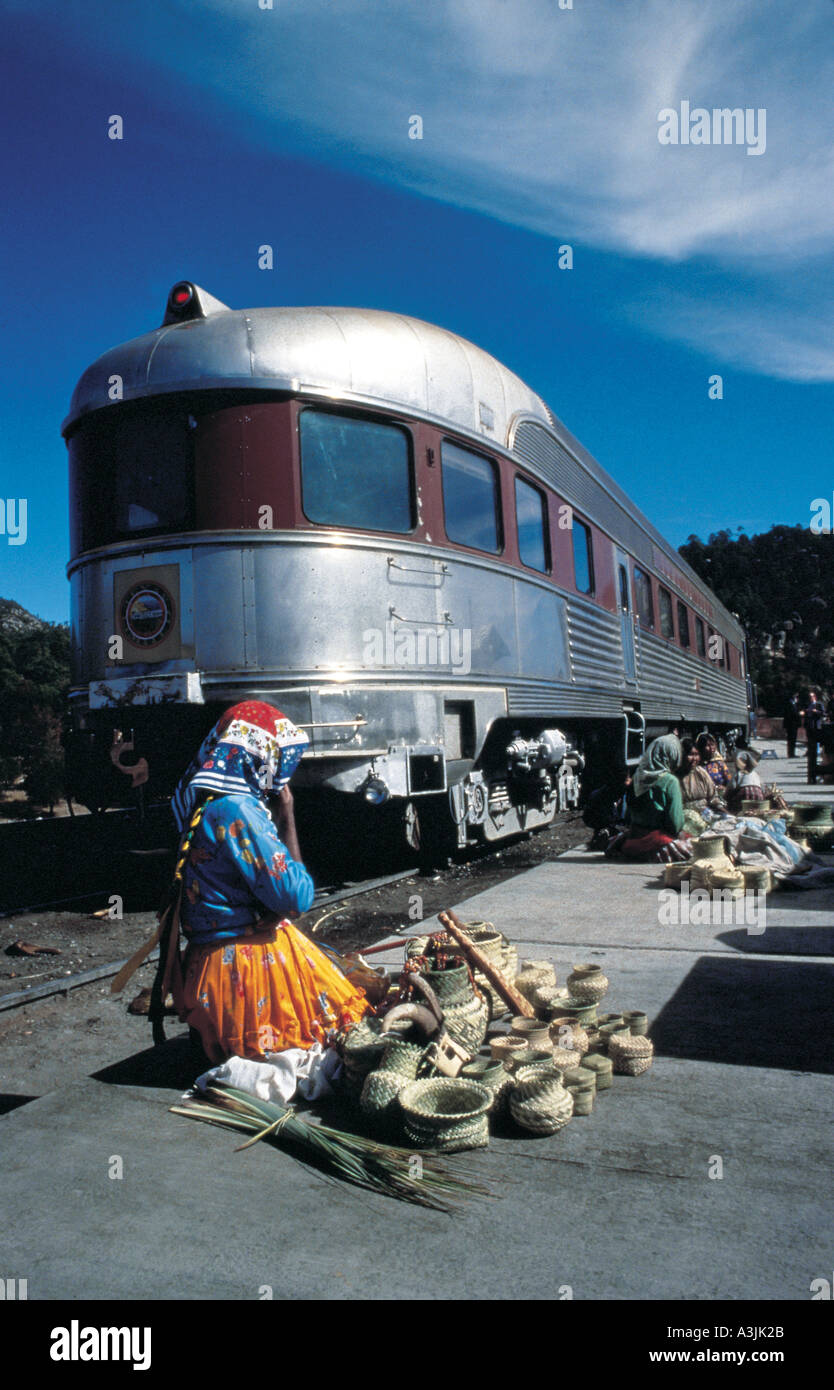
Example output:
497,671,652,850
548,1018,590,1055
694,833,733,863
489,1034,529,1065
515,960,557,1002
563,1065,596,1090
740,799,766,817
461,1056,513,1114
359,1070,411,1127
531,983,563,1014
709,869,745,899
342,1017,387,1072
550,1045,582,1073
567,964,609,1004
510,1016,552,1051
608,1033,654,1076
664,862,690,888
740,865,772,894
443,991,490,1054
551,998,598,1026
509,1064,574,1135
581,1052,613,1090
423,963,472,1005
596,1023,630,1054
622,1011,649,1036
463,925,514,1018
377,1038,424,1079
570,1089,594,1115
398,1078,492,1151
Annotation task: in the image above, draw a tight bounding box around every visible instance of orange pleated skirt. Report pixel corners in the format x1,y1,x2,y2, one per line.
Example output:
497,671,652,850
174,920,370,1064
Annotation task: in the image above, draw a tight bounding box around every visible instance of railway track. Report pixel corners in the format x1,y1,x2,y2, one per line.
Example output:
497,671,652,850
0,813,589,1011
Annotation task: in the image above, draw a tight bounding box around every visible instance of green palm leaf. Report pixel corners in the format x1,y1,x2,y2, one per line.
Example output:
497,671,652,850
171,1081,492,1212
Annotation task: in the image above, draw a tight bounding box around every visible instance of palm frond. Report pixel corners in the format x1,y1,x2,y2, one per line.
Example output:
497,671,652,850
171,1081,493,1212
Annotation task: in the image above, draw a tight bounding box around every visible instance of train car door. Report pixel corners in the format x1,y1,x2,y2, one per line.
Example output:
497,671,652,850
615,548,636,684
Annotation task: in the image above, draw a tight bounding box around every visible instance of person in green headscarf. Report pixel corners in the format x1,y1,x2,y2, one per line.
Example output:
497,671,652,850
626,734,685,840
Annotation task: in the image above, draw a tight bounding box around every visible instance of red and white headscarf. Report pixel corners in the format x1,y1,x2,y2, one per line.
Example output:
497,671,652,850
172,701,309,831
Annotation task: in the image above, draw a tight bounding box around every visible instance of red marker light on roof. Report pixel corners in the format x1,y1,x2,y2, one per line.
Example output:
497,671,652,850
168,282,194,312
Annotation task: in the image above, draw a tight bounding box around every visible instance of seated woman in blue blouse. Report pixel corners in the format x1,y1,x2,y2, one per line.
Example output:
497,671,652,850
164,701,369,1064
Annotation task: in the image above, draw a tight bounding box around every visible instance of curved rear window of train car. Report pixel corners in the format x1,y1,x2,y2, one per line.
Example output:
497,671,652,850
514,475,550,573
633,566,655,629
299,409,414,533
441,440,502,553
68,402,195,554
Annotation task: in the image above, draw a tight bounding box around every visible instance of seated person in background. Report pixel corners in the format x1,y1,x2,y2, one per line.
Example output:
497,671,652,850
696,732,730,790
725,749,765,815
679,737,724,812
610,735,690,862
582,773,632,850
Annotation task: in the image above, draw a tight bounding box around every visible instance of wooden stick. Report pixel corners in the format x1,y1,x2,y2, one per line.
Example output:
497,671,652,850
437,910,534,1017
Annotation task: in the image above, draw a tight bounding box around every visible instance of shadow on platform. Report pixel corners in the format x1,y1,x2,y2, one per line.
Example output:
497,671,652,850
651,955,834,1073
92,1033,206,1091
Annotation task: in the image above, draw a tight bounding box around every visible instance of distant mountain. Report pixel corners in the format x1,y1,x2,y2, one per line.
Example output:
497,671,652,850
0,597,60,636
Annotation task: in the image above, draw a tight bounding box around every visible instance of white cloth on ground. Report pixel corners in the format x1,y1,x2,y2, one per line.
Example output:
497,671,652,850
191,1042,342,1104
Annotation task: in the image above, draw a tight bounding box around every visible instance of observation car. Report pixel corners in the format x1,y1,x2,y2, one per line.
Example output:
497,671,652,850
64,281,749,847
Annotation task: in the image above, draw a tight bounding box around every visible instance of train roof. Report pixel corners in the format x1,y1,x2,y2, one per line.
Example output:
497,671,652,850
63,283,744,644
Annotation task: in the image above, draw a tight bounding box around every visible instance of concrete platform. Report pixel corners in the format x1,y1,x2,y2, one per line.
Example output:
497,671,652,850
2,741,832,1300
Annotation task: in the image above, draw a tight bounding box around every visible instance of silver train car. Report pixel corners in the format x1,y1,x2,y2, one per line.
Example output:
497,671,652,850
64,281,749,846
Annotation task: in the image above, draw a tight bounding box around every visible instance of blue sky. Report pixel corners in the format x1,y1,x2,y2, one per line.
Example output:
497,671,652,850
1,0,832,624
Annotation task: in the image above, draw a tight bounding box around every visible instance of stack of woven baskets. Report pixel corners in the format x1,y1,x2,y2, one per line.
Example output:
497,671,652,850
340,933,655,1151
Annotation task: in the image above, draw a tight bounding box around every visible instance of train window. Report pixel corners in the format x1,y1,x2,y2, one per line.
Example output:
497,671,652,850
677,601,690,648
618,565,630,612
514,475,550,572
633,566,654,629
299,410,413,533
441,440,501,553
658,586,675,640
572,518,595,595
68,403,195,554
695,616,706,658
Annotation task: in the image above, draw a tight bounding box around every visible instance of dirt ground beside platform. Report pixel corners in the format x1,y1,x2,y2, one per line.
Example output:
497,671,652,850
0,814,591,1099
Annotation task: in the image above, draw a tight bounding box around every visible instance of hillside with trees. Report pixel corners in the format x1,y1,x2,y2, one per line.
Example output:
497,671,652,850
678,525,834,713
0,599,71,813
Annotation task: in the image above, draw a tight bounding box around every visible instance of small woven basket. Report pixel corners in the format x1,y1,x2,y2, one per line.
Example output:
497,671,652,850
510,1016,553,1051
377,1038,424,1079
489,1034,529,1065
515,960,557,1002
622,1011,649,1036
359,1070,411,1127
444,990,490,1054
548,1018,590,1055
550,1045,582,1073
397,1078,492,1151
567,964,609,1004
608,1033,654,1076
461,1056,513,1114
509,1064,574,1135
582,1052,613,1091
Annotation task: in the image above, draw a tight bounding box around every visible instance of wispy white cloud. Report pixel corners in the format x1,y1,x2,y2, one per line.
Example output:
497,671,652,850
13,0,834,379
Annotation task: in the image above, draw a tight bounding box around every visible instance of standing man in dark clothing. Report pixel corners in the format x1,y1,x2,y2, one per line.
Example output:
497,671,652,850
783,693,801,758
803,690,825,784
